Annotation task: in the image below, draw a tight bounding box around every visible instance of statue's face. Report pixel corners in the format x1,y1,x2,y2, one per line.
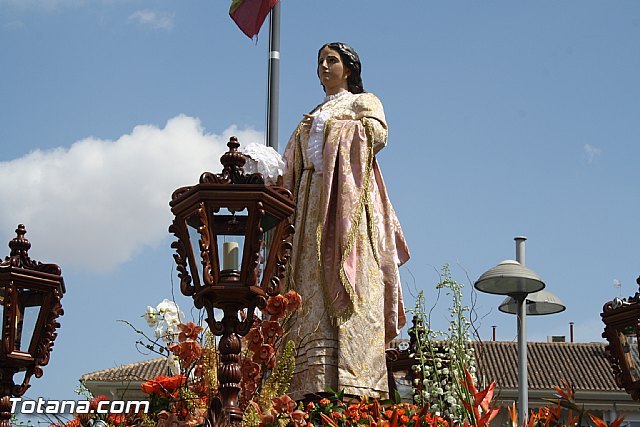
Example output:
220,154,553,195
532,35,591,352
317,46,350,95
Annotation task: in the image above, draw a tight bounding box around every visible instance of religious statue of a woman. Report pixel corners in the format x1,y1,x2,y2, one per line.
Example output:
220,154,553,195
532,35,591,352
282,42,410,399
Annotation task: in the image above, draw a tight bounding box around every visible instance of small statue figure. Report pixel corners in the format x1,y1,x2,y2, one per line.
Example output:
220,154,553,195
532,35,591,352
283,42,410,399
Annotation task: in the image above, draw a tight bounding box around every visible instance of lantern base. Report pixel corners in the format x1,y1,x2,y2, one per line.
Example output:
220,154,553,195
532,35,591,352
194,284,266,310
220,269,240,281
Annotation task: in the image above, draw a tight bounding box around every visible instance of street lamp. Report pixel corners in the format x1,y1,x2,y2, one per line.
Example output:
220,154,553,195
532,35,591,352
169,136,295,426
498,289,566,316
601,276,640,400
475,236,564,425
0,225,65,427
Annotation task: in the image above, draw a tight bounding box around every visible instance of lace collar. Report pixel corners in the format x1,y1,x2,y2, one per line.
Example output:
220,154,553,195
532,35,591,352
323,89,351,103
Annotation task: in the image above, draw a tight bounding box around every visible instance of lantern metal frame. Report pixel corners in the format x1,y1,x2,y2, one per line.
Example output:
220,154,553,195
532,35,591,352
601,276,640,400
169,137,295,427
0,225,65,427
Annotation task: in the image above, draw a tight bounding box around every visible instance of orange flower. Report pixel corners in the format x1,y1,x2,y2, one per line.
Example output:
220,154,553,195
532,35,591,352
178,321,203,342
507,402,517,427
246,326,264,353
107,413,126,425
284,290,302,312
157,410,182,427
291,410,307,426
89,395,109,411
65,420,80,427
168,340,203,368
241,358,262,382
262,320,284,344
141,374,186,396
252,343,276,369
320,413,338,427
265,295,287,319
272,395,296,414
260,412,276,425
319,398,331,407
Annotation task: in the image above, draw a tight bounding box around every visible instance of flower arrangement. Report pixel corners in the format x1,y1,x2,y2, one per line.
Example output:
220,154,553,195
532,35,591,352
71,291,302,427
60,268,626,427
408,265,480,424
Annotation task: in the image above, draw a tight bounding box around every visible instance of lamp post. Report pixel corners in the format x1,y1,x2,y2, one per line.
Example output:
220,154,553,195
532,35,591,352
601,276,640,400
475,236,560,425
168,137,295,427
0,225,65,427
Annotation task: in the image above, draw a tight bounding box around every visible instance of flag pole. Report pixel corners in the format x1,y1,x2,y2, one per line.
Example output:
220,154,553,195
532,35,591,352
266,1,280,150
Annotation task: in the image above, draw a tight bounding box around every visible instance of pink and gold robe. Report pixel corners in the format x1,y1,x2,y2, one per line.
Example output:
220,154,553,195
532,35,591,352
283,92,410,398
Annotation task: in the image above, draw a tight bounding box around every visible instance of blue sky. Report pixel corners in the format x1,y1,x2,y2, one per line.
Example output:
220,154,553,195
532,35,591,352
2,0,640,415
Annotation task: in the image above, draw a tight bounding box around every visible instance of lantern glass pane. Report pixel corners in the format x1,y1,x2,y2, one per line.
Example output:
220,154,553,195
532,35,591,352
219,236,244,271
15,288,45,353
187,222,205,285
618,325,640,382
0,287,4,333
215,208,248,279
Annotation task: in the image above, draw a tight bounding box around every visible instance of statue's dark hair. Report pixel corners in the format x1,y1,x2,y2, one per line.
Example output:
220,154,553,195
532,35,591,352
318,42,364,94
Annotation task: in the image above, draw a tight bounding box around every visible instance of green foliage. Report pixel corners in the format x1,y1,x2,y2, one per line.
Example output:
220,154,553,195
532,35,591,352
243,340,296,426
408,264,477,424
261,340,296,405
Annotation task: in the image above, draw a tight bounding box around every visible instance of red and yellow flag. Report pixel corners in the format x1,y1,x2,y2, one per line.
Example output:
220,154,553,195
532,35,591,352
229,0,278,39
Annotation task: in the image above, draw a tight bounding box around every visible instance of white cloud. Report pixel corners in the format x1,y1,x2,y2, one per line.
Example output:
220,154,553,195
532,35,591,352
0,115,264,272
128,9,174,31
583,143,601,163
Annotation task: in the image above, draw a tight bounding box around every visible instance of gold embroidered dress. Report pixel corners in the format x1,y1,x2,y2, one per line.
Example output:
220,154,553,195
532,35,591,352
283,91,410,398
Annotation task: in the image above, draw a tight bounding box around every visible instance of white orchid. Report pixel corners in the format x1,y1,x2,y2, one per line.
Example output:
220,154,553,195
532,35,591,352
156,298,179,315
154,323,165,340
145,299,186,345
167,354,181,375
143,306,159,327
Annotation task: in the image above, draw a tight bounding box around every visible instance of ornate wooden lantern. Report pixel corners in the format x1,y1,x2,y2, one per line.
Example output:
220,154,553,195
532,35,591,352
601,276,640,400
169,137,295,426
0,225,65,427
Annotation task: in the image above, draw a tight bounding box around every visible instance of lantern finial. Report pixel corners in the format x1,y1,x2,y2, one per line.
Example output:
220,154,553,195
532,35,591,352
2,225,61,275
8,224,31,261
220,136,247,179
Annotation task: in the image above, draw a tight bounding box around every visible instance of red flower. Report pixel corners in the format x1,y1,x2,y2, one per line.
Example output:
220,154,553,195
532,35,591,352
260,412,275,426
168,340,203,368
265,295,287,319
89,395,109,411
107,413,126,425
272,395,296,414
291,410,307,427
157,410,185,427
141,374,186,396
241,358,262,383
261,320,284,345
178,321,203,342
284,290,302,312
246,325,264,353
252,343,276,369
